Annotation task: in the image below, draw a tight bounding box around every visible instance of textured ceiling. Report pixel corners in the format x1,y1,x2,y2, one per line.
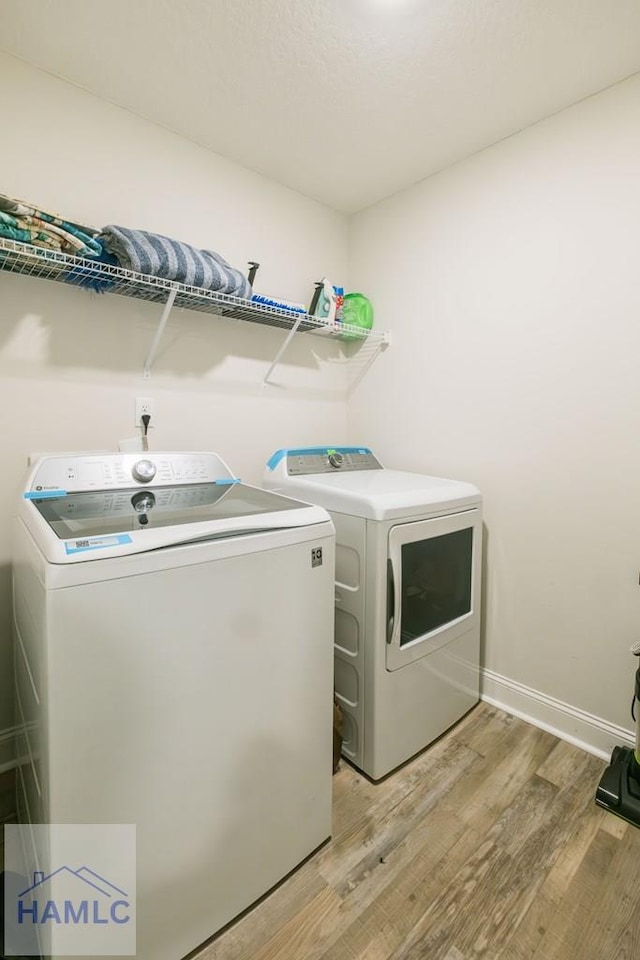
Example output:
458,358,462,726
2,0,640,212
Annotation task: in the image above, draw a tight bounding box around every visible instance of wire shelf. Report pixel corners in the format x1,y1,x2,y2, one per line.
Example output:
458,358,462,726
0,237,389,344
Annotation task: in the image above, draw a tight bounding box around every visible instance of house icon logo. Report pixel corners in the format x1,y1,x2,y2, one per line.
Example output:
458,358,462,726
17,866,131,926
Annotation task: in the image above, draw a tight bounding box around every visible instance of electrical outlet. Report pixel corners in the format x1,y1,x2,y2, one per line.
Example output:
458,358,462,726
135,397,154,428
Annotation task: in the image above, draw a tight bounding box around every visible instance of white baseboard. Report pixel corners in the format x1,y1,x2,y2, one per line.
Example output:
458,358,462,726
480,667,634,761
0,725,18,774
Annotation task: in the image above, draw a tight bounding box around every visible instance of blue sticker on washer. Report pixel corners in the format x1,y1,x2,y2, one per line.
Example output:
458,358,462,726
24,489,67,499
65,534,133,554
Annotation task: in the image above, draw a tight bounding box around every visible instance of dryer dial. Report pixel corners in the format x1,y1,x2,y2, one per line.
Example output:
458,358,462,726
132,459,157,483
328,452,344,469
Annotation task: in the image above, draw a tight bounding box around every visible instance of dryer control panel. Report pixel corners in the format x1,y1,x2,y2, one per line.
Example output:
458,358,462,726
268,447,383,476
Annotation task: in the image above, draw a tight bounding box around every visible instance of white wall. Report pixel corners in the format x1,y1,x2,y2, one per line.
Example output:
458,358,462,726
0,53,350,753
349,74,640,753
4,51,638,768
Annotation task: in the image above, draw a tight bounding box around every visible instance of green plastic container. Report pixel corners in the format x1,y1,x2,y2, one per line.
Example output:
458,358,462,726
339,293,374,341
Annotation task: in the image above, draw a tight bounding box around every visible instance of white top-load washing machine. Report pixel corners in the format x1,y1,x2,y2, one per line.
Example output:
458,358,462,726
12,451,335,960
265,446,482,781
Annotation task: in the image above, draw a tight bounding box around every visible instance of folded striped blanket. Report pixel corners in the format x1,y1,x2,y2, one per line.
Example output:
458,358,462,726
99,225,251,299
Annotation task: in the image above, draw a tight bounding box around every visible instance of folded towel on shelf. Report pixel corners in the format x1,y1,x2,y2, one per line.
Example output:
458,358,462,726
0,194,103,258
0,209,61,251
99,225,252,299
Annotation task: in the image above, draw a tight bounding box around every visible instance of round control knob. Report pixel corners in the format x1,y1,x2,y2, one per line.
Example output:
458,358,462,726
328,452,344,469
132,459,157,484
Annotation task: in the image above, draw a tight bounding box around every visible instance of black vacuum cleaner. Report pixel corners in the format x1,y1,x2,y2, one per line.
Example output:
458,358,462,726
595,640,640,826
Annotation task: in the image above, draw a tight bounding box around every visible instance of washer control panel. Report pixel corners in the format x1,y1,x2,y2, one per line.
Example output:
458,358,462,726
284,447,382,476
26,452,237,493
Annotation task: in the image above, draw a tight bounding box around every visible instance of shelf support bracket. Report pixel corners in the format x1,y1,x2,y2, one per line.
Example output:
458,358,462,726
144,287,178,378
263,314,306,386
346,332,391,395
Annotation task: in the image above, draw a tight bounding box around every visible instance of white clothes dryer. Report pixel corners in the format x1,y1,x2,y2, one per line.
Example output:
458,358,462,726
265,446,482,781
13,451,335,960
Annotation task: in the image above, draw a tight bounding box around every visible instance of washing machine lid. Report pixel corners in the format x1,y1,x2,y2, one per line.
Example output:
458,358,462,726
20,452,331,563
265,447,481,521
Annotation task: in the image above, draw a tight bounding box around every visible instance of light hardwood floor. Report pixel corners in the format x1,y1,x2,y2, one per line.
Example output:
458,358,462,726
2,708,638,959
195,704,640,960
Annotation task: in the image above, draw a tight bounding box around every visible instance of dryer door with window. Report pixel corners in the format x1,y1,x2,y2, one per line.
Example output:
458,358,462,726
386,507,482,672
